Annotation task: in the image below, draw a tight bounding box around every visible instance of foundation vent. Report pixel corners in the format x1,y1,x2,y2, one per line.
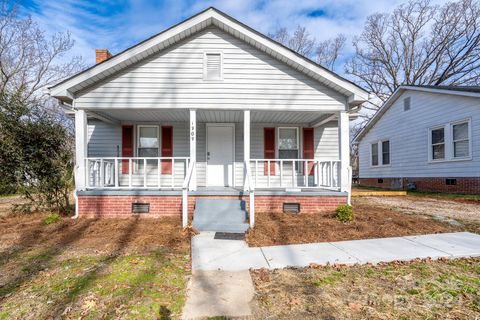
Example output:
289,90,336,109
283,203,300,214
132,202,150,214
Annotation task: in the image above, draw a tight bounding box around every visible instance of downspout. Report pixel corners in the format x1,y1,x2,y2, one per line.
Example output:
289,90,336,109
72,188,79,219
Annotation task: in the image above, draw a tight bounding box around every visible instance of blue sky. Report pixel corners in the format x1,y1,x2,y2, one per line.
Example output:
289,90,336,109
20,0,448,72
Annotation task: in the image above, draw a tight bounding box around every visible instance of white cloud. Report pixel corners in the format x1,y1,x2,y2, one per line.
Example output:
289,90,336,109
22,0,451,69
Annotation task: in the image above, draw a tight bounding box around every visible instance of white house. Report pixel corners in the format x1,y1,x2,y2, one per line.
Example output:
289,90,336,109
355,85,480,194
49,8,368,230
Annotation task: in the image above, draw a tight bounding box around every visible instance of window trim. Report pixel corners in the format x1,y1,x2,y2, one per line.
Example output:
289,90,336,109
450,119,472,160
428,118,472,163
203,51,223,81
277,127,299,159
370,139,391,167
137,125,159,157
428,125,446,162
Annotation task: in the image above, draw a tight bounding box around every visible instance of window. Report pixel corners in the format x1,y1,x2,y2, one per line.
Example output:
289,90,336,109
452,122,469,158
403,97,411,111
428,119,471,162
278,128,299,159
431,127,445,160
382,140,390,165
204,52,222,80
138,125,159,157
371,143,379,166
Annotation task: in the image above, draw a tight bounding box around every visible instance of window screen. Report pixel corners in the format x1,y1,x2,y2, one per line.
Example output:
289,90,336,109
382,140,390,165
371,143,379,166
452,122,469,158
278,128,298,159
138,126,159,157
431,128,445,160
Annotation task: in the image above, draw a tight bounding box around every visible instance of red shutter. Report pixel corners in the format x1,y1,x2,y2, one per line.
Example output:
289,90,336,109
264,128,276,175
303,128,315,176
161,126,173,174
121,126,133,174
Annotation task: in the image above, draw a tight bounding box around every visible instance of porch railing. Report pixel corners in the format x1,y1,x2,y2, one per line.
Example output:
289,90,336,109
85,157,190,189
249,159,340,190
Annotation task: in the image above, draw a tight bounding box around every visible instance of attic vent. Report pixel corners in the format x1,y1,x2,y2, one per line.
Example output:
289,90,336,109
283,203,300,214
132,202,150,214
204,53,222,80
403,97,411,111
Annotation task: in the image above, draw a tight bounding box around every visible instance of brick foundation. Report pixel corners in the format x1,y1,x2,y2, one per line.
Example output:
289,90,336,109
77,194,347,218
359,177,480,194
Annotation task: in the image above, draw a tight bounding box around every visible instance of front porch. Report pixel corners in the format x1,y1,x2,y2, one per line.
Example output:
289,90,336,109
74,109,352,227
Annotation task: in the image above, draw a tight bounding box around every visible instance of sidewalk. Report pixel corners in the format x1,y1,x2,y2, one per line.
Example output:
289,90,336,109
192,231,480,270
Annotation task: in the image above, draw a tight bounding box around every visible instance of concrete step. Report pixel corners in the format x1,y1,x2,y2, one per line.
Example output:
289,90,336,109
193,198,249,233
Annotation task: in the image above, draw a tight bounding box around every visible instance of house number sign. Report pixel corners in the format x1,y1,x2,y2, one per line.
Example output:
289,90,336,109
190,120,196,142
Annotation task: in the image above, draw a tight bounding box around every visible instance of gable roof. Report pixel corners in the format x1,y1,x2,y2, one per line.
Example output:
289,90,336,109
354,85,480,143
49,7,368,105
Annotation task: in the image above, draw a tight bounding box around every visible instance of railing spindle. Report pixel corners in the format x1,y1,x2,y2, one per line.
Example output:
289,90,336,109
171,158,175,188
157,158,161,188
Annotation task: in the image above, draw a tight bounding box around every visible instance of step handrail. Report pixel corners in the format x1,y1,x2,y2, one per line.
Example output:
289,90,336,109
182,160,196,228
244,160,255,228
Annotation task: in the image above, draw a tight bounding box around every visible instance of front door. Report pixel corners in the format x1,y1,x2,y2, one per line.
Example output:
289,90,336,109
206,124,234,186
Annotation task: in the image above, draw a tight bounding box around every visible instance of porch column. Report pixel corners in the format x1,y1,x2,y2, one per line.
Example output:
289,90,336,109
189,109,197,191
243,110,250,191
74,108,87,190
338,111,350,193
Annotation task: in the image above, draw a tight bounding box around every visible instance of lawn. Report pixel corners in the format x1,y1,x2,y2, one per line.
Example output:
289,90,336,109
251,258,480,319
0,211,191,319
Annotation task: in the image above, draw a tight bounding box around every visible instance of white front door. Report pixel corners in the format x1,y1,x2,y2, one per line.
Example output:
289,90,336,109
206,124,234,186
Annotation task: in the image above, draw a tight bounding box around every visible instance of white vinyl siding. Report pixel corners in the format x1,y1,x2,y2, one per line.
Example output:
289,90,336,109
87,120,121,157
75,28,346,110
359,91,480,178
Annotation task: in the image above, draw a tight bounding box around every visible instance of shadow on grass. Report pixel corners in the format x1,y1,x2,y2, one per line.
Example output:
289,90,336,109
0,217,101,299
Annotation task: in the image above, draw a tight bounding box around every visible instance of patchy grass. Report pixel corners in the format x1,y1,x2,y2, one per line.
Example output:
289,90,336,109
407,191,480,203
0,212,191,319
251,258,480,319
42,213,60,225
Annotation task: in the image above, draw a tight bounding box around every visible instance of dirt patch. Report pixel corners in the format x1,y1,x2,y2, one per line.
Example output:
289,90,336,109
246,198,463,247
250,258,480,319
0,195,25,217
0,212,190,256
364,196,480,222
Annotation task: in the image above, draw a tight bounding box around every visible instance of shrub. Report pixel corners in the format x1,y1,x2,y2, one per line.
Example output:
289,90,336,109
42,213,60,225
336,204,354,223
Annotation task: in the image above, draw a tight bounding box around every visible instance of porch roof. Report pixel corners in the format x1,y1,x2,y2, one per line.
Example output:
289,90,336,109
49,8,368,106
86,109,347,126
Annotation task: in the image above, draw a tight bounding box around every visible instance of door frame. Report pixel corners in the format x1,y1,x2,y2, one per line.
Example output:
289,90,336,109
205,123,235,187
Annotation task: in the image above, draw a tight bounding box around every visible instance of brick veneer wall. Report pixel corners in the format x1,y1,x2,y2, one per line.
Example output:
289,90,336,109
359,177,480,194
77,194,347,218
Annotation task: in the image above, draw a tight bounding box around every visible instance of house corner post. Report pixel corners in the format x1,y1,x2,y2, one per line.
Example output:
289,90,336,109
338,111,350,193
243,110,250,191
75,108,87,191
189,109,197,191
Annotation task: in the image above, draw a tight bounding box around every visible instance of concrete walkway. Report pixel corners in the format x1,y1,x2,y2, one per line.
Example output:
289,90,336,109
192,231,480,270
183,232,480,319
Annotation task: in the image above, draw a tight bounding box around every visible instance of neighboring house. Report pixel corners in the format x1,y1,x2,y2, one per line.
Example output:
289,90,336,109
355,85,480,194
49,8,368,229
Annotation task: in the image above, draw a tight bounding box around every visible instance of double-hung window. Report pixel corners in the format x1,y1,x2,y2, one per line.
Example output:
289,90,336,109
138,125,159,157
452,122,469,158
371,140,390,166
431,127,445,160
278,127,299,171
429,119,471,162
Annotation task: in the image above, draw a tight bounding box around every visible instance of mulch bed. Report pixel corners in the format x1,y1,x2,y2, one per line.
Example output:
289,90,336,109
246,199,460,247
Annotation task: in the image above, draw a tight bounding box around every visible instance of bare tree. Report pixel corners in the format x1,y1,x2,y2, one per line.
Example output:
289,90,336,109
0,1,83,103
346,0,480,107
270,25,316,57
315,34,346,71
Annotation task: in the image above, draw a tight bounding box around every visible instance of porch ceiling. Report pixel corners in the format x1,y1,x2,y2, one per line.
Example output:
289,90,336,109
90,109,335,125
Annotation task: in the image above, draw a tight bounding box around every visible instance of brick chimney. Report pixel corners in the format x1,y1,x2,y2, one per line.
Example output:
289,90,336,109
95,49,112,64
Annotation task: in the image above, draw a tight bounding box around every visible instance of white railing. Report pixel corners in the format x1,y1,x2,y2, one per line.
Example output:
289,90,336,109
249,159,341,190
244,160,255,228
182,160,196,228
85,157,190,189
